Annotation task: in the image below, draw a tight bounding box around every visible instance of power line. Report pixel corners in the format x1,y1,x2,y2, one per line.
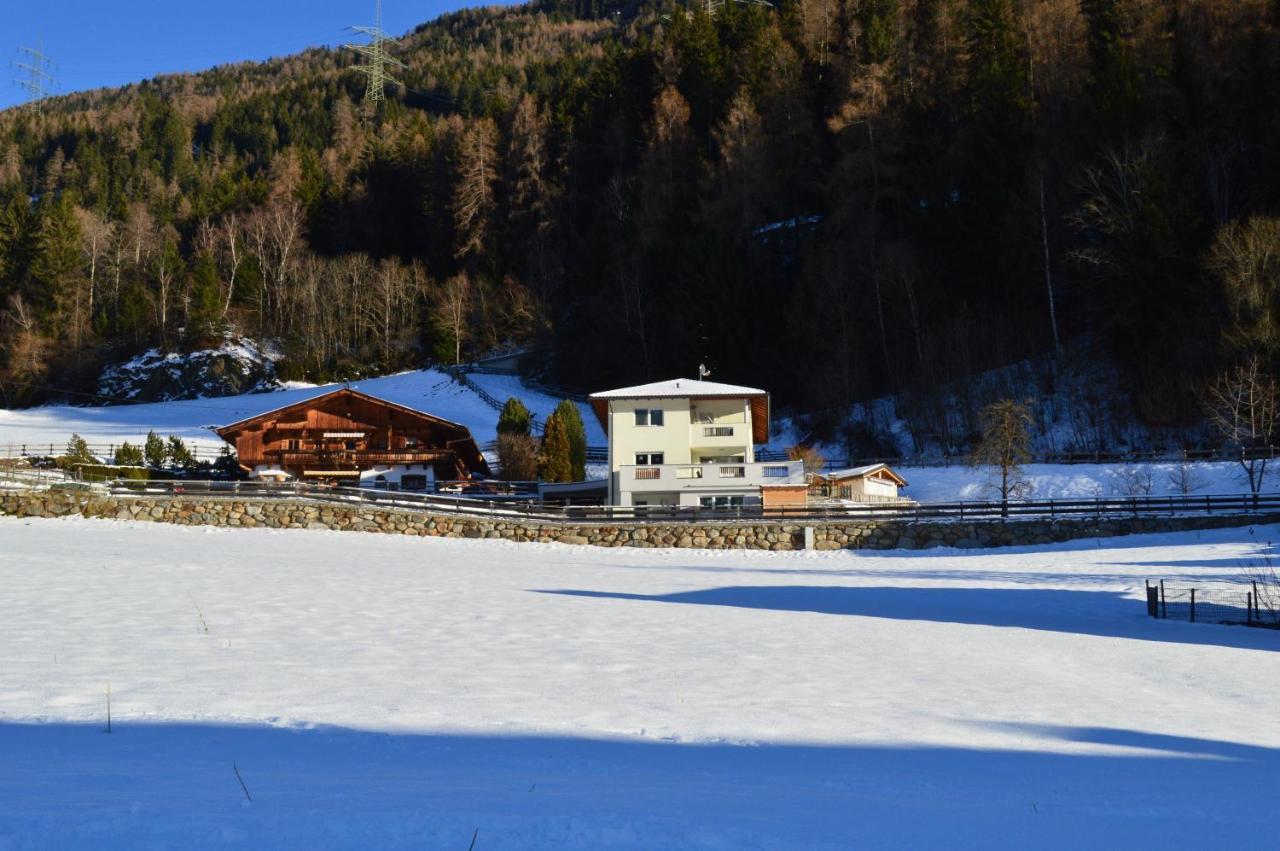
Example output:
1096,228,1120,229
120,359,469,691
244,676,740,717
345,0,407,109
12,37,56,112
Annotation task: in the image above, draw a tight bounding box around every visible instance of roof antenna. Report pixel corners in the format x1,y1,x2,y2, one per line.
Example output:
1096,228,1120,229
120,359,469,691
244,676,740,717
698,363,711,380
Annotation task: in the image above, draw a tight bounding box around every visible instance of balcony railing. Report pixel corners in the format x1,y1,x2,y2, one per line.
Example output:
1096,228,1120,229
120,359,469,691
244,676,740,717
618,461,805,491
255,449,452,466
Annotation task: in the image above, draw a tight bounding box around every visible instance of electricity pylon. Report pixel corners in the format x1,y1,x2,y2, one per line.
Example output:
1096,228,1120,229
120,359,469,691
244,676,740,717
12,38,55,112
345,0,406,108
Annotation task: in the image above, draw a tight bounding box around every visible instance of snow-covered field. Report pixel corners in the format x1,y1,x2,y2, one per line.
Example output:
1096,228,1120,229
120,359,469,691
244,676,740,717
0,369,604,457
1,517,1278,848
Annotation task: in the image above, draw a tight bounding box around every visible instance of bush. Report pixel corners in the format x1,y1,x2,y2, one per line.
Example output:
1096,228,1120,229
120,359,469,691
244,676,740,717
74,464,150,483
496,433,540,481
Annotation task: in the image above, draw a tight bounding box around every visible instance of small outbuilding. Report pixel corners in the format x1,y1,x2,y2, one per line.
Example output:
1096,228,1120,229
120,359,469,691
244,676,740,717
811,463,908,503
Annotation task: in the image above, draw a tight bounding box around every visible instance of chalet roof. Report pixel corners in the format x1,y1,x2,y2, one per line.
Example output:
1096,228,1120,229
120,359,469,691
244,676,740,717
818,463,908,487
589,378,767,400
588,378,771,443
215,387,471,434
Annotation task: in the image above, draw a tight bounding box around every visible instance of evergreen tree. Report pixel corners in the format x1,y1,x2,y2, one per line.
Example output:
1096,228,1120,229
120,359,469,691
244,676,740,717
537,410,573,483
167,435,196,470
144,430,167,468
497,396,533,436
186,250,224,341
64,433,93,465
554,398,587,481
114,442,144,466
32,195,83,326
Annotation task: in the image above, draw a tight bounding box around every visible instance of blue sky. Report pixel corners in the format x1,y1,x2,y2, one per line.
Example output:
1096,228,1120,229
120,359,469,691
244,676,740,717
2,0,482,111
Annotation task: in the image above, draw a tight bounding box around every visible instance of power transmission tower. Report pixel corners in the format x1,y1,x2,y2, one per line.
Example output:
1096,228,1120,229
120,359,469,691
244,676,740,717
345,0,406,109
12,38,56,112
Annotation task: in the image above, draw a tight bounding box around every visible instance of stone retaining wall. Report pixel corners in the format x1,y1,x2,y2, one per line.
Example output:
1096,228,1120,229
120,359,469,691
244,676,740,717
3,491,1278,551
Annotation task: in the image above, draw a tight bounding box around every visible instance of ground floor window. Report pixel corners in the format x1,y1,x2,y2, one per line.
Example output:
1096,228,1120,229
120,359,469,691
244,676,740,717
699,496,745,509
401,475,428,491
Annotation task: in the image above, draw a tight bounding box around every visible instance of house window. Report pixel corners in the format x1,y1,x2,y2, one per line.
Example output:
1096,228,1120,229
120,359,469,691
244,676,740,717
634,409,648,426
700,496,745,509
635,452,665,466
401,475,428,491
762,466,789,477
634,409,664,426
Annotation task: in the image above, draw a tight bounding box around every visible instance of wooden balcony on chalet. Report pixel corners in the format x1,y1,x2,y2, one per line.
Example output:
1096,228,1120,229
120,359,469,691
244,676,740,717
244,448,456,468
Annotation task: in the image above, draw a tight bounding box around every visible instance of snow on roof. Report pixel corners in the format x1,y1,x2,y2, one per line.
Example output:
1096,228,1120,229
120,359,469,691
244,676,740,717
589,378,767,400
820,463,908,486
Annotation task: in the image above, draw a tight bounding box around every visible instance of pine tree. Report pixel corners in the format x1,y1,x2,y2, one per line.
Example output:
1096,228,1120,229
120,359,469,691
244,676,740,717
554,399,587,481
186,250,223,341
167,435,196,470
497,396,533,436
32,195,83,326
144,430,167,468
64,433,93,465
537,410,573,483
114,442,144,466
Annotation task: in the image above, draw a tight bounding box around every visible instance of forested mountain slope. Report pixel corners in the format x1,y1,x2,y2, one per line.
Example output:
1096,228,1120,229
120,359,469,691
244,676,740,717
1,0,1278,443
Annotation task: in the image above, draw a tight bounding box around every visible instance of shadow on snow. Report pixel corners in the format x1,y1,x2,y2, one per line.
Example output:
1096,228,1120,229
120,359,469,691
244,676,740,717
532,585,1279,650
0,720,1278,849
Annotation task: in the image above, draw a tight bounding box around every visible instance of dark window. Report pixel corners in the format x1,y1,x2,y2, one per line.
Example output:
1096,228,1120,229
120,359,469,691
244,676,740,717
401,475,428,491
635,452,665,466
650,409,664,426
635,409,649,426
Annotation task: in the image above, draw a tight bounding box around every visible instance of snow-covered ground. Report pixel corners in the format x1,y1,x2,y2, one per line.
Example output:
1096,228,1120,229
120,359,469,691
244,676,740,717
901,460,1280,502
1,517,1278,848
0,369,604,457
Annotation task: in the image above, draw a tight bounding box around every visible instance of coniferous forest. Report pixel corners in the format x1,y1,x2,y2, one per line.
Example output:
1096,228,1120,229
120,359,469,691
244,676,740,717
1,0,1279,444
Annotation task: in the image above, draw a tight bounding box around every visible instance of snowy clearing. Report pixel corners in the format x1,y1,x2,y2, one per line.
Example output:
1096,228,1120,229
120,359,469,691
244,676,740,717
1,517,1278,848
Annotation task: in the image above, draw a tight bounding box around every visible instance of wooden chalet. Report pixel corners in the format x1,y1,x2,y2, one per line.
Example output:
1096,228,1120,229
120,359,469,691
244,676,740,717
214,388,489,485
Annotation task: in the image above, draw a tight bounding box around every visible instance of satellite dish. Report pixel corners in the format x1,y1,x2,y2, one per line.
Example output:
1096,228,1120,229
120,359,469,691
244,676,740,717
698,363,712,380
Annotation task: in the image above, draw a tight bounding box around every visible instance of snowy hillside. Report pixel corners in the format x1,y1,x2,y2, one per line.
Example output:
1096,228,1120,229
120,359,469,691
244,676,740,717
901,460,1280,502
1,517,1278,847
0,369,604,457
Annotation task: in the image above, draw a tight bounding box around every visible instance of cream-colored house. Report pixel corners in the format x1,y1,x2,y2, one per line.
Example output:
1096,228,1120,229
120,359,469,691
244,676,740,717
588,378,805,507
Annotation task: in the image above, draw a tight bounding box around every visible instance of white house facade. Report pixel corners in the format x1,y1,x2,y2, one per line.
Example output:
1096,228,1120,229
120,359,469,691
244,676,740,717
588,378,805,507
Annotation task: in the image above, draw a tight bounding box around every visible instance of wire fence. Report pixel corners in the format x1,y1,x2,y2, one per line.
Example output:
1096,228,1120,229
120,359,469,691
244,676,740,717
1145,580,1280,627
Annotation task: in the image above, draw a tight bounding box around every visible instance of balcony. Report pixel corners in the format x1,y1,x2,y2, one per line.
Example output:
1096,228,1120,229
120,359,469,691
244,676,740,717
250,449,453,468
689,423,751,451
619,461,804,493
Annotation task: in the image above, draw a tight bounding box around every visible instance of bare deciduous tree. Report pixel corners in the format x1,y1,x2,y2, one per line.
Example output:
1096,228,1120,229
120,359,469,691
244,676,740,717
437,273,471,364
1205,357,1279,495
970,399,1035,509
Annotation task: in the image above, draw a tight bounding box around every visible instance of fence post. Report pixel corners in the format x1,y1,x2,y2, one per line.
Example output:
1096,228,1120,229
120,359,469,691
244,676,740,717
1248,592,1253,625
1145,581,1159,618
1190,588,1196,623
1160,580,1166,618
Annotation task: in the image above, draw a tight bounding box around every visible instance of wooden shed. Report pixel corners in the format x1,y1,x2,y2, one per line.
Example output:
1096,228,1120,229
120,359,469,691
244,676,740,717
811,463,908,503
214,388,489,485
